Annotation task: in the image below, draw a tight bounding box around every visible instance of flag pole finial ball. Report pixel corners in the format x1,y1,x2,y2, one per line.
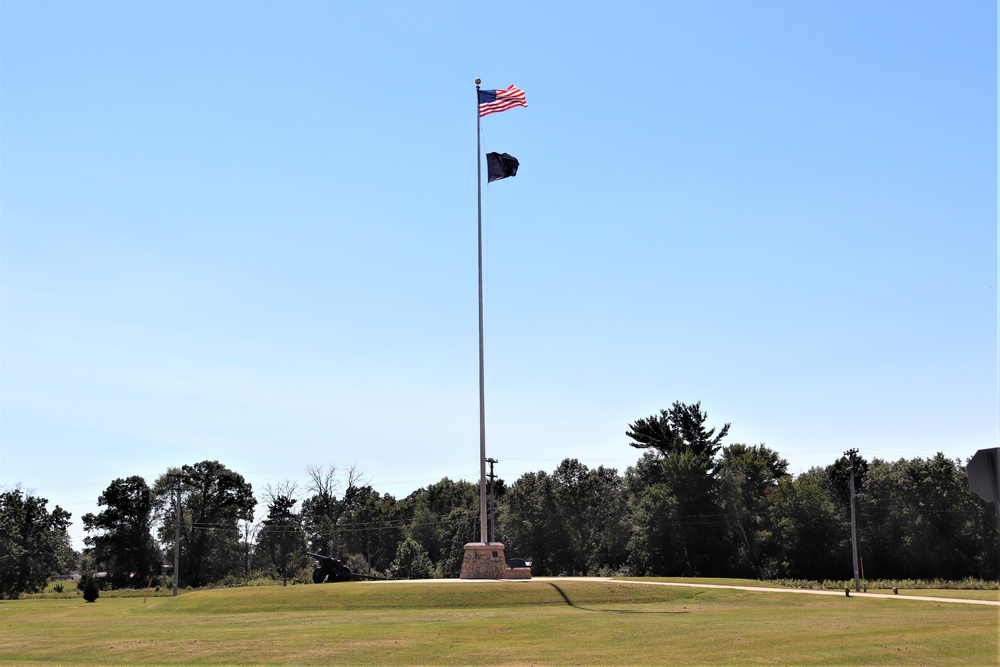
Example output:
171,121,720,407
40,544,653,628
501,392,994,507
475,78,481,85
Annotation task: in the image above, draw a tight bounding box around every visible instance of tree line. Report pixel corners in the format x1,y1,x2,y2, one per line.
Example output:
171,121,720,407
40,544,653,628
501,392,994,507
1,402,996,597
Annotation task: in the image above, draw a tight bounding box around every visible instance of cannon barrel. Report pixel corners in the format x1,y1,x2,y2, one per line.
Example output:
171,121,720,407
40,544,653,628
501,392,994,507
307,551,340,563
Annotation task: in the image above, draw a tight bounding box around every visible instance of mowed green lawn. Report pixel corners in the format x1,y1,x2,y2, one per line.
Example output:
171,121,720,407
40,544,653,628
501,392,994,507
1,580,996,666
621,577,1000,601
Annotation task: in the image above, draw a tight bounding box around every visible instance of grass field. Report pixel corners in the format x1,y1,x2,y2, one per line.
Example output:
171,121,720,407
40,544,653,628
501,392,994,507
618,577,1000,601
1,579,997,666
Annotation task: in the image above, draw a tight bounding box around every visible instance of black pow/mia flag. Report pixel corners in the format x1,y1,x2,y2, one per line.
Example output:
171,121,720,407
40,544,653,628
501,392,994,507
486,152,519,182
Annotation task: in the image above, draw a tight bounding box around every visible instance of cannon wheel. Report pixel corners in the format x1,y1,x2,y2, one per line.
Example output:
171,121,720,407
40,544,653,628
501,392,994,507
312,568,327,584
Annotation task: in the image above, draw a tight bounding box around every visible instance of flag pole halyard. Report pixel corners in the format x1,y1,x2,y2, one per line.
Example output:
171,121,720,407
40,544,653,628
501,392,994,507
475,78,488,545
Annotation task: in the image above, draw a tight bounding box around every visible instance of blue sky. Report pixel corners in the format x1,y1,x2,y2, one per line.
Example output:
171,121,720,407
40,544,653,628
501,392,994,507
2,1,996,549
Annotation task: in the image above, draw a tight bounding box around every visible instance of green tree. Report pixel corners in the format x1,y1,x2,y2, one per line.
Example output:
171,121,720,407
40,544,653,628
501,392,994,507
902,454,981,579
255,483,306,585
854,458,913,578
624,450,667,492
76,553,96,592
626,402,731,575
859,454,998,580
717,444,788,578
548,459,629,575
301,464,366,557
82,476,160,589
82,575,100,602
768,469,848,579
498,471,565,575
390,538,433,579
338,486,405,575
436,511,478,577
404,478,478,575
237,518,259,581
825,454,869,513
153,461,256,587
0,489,72,599
627,483,683,575
627,401,730,464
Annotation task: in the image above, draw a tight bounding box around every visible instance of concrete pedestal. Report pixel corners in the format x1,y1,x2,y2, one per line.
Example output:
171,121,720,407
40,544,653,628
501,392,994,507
459,542,507,579
458,542,532,580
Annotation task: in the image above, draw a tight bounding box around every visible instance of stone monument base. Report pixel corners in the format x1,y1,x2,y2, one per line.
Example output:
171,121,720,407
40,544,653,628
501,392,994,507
458,542,532,580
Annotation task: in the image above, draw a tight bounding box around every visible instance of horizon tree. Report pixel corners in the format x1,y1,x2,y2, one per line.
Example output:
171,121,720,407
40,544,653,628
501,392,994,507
626,402,731,575
256,482,306,585
717,443,789,578
338,486,405,574
768,468,849,579
153,461,255,587
0,488,72,599
301,464,366,557
82,476,159,588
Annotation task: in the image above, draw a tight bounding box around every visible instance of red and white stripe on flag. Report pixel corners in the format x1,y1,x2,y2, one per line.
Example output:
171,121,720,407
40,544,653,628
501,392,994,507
479,85,528,117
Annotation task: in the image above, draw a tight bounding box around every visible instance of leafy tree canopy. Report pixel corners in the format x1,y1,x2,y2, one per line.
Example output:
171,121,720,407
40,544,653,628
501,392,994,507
153,461,255,587
0,489,72,599
82,476,159,589
627,401,730,467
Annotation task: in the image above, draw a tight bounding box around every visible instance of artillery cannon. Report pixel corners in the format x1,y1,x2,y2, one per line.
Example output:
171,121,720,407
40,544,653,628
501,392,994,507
308,552,385,583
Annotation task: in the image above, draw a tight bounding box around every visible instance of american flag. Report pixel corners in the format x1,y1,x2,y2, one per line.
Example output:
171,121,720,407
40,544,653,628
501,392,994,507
478,85,527,117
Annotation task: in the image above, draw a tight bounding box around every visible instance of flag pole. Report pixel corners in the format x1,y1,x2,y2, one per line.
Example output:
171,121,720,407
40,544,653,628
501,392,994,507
475,78,488,545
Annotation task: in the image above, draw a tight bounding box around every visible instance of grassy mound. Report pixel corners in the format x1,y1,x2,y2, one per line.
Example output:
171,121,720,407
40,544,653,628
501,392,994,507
1,579,996,666
164,580,691,614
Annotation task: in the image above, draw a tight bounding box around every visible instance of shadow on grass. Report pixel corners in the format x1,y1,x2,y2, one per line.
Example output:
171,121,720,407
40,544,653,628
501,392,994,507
547,583,689,614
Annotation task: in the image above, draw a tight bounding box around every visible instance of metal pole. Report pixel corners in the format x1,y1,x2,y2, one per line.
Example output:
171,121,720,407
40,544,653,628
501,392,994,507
173,482,180,596
486,457,498,543
846,449,860,592
475,79,488,545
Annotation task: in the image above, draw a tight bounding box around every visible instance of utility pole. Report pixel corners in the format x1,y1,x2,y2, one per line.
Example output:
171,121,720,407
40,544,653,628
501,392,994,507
845,449,861,592
173,480,181,596
486,458,498,543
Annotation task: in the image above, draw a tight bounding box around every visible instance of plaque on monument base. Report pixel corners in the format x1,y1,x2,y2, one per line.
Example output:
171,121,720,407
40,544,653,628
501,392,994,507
458,542,532,580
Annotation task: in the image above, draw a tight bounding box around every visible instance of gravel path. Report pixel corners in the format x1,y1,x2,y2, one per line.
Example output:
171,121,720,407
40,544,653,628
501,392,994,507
528,577,1000,606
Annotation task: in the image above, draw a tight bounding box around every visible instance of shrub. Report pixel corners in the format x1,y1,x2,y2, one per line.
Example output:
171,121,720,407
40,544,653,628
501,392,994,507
390,538,433,579
345,553,371,576
82,577,99,602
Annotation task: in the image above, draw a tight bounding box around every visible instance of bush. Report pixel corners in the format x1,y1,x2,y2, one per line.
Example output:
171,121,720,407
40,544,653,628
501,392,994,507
82,577,100,602
390,538,433,579
345,553,371,576
52,583,64,594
